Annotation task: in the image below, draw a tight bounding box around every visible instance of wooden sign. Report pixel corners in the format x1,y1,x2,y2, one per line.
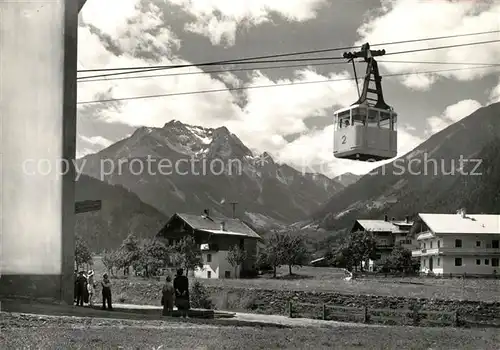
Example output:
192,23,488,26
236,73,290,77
75,200,102,214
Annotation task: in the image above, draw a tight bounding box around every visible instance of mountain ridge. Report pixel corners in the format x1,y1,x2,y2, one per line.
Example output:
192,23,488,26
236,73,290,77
77,120,351,228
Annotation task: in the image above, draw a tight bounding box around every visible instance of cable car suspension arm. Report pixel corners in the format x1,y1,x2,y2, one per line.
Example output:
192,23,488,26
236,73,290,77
343,43,392,111
349,59,361,98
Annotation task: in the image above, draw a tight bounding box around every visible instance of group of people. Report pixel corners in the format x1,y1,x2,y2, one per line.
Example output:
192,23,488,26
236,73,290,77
74,268,191,317
74,270,113,310
161,268,190,317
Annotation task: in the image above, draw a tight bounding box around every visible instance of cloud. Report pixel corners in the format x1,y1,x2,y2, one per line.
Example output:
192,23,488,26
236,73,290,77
276,124,424,177
78,0,359,167
275,97,485,177
425,99,482,136
77,0,492,178
79,135,113,148
226,69,358,152
356,0,500,90
489,78,500,104
80,0,180,62
166,0,329,46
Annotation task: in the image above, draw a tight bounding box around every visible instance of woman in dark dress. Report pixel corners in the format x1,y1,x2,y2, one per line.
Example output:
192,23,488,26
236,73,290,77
173,268,190,318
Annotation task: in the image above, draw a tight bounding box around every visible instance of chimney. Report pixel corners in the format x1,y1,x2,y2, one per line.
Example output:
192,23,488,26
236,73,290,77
384,215,388,222
220,221,226,231
405,215,409,223
203,209,209,217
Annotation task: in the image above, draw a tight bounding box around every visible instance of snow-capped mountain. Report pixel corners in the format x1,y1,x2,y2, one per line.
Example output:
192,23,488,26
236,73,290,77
77,120,347,228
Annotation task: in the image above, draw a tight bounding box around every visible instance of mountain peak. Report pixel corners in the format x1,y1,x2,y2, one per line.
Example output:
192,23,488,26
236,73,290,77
261,152,275,165
207,126,253,159
163,119,183,128
214,126,230,135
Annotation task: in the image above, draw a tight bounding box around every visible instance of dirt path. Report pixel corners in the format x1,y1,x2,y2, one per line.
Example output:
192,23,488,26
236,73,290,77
115,303,375,328
231,311,375,327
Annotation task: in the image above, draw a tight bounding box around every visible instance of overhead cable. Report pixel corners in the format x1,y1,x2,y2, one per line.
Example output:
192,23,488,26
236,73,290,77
77,65,499,105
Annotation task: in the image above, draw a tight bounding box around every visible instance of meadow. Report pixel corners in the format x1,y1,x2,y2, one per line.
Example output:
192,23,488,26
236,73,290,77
91,256,500,305
2,312,499,349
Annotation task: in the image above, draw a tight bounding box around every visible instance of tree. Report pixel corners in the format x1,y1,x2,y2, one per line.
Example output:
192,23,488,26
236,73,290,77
280,233,309,275
170,235,203,274
334,231,377,272
75,235,93,271
383,246,415,274
133,239,170,277
329,245,355,270
101,249,117,276
114,233,141,275
258,231,286,278
227,244,247,278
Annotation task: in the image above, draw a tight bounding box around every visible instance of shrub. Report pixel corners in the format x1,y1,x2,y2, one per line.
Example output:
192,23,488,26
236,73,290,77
190,281,213,309
240,269,259,278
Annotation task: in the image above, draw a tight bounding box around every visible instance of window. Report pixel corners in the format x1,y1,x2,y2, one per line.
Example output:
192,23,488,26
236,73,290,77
423,259,426,267
430,241,433,249
423,242,426,249
437,240,441,248
207,271,211,278
492,240,499,249
437,258,440,266
485,259,489,265
455,239,462,248
476,259,481,265
476,241,481,247
225,271,231,278
492,258,499,267
206,253,212,263
455,258,462,266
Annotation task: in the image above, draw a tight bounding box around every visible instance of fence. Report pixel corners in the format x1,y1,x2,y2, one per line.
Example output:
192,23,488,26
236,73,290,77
286,301,500,328
354,271,499,279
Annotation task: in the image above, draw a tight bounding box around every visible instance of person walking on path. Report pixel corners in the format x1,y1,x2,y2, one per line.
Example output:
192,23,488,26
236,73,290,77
162,275,175,316
173,268,190,318
75,271,87,306
101,273,113,310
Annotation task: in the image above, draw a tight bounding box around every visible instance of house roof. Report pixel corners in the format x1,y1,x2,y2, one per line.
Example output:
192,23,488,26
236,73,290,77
392,221,414,227
172,213,261,239
310,257,326,264
355,220,404,233
418,213,500,235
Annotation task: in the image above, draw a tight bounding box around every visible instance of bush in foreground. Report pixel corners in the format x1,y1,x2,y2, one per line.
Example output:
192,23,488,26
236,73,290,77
190,281,213,309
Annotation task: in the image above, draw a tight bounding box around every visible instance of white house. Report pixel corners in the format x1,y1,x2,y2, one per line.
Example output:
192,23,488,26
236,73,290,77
411,209,500,276
156,210,262,279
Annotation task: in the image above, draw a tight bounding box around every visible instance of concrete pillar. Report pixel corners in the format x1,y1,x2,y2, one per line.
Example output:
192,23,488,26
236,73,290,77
0,1,78,304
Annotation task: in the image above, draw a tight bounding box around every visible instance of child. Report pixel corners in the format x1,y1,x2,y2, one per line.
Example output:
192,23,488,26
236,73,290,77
162,275,175,316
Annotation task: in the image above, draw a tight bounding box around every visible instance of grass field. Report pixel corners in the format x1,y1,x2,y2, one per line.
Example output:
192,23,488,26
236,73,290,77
90,257,500,303
2,313,499,349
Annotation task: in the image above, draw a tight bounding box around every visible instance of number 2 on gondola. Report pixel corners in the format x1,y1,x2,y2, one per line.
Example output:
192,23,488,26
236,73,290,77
341,135,346,144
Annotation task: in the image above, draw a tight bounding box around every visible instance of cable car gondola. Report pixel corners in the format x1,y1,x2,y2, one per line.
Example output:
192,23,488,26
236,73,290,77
333,43,397,162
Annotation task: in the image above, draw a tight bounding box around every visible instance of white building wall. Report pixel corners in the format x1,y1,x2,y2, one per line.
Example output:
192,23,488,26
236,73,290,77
194,250,240,279
416,233,500,275
0,2,78,304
